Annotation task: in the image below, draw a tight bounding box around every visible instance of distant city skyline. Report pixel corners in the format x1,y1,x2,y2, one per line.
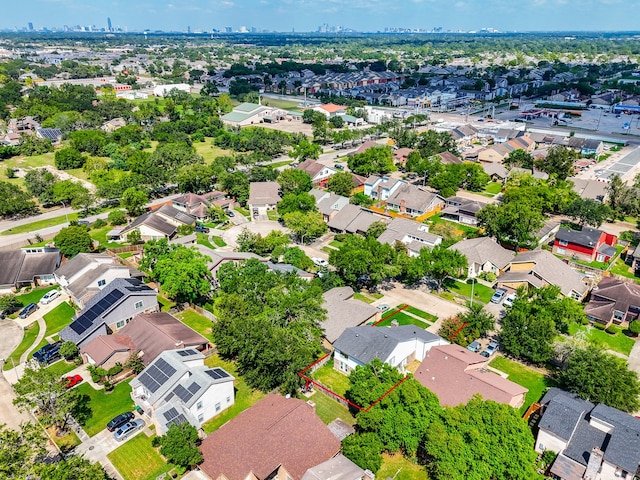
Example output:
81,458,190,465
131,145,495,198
1,0,638,33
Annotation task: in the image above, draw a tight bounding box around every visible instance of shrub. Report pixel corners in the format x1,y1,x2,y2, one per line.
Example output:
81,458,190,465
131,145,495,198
592,322,607,330
92,218,107,228
581,317,590,325
108,209,127,226
478,271,497,282
54,147,87,170
629,320,640,336
606,324,621,335
334,233,347,242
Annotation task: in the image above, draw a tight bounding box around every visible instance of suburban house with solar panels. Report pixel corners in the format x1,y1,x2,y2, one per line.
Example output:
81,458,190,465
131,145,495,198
130,349,235,434
59,278,158,348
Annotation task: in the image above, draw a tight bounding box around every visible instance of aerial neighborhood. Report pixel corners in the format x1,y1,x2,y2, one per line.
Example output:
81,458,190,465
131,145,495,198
2,22,640,480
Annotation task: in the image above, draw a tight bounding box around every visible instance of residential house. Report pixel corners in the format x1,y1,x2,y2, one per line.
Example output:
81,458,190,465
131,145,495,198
437,151,463,165
553,227,618,263
393,148,414,166
333,326,448,374
118,204,197,242
377,217,442,256
101,118,127,132
449,237,514,278
0,247,60,294
385,184,445,218
80,312,210,369
363,176,406,201
54,252,142,308
248,181,281,217
321,287,380,344
199,393,341,480
312,103,348,117
477,136,536,164
537,220,562,247
171,191,232,222
221,102,287,126
441,196,486,226
482,163,509,182
59,278,159,348
130,349,235,434
510,167,549,180
582,139,604,157
450,124,478,146
535,388,640,480
629,244,640,276
571,179,608,202
311,189,349,222
327,204,388,234
497,250,589,300
415,344,528,408
585,277,640,327
302,455,370,480
296,160,337,188
35,128,62,144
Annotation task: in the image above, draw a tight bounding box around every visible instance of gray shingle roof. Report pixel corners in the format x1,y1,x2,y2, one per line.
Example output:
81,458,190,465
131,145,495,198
539,388,594,441
321,287,379,343
556,227,604,248
508,250,588,297
450,237,514,270
54,253,109,279
0,251,26,286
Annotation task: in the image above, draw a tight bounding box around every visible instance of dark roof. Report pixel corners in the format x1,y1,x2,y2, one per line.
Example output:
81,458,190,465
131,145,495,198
555,226,604,248
587,277,640,322
0,251,26,286
333,326,441,365
592,404,640,473
539,388,594,441
36,128,62,140
562,415,608,466
16,251,60,283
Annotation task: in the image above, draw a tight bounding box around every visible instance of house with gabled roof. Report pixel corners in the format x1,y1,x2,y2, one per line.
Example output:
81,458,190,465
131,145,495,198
385,184,445,218
449,237,514,278
363,175,406,201
377,217,442,256
130,349,235,434
333,326,448,374
221,102,287,126
585,277,640,327
441,196,487,226
59,278,158,348
0,247,60,294
171,191,231,222
119,204,197,242
536,388,640,480
296,160,337,188
248,181,281,218
327,204,387,234
310,189,350,222
553,226,618,263
321,287,380,344
200,394,340,480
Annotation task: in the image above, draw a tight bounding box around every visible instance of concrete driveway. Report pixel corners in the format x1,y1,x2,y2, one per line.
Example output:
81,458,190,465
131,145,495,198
0,319,33,429
222,220,289,248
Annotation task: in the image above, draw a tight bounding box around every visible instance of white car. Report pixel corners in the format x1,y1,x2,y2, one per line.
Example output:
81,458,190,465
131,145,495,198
503,293,517,308
312,257,328,267
40,290,61,305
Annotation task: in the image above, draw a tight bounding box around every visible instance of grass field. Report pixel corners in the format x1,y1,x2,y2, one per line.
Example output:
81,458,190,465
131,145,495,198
1,213,79,235
45,359,77,378
17,285,59,306
353,292,375,304
308,391,355,426
193,140,231,163
484,182,503,195
3,322,39,370
118,252,133,259
267,210,279,221
157,295,176,312
202,355,265,434
75,381,134,437
329,240,344,249
445,278,494,304
176,309,213,338
43,302,75,336
212,235,227,247
377,311,430,329
610,258,639,282
196,232,216,250
377,453,428,480
108,434,172,480
47,426,81,454
90,225,122,249
312,363,351,397
428,214,479,237
402,305,437,322
567,323,635,356
489,356,556,414
235,206,251,218
260,98,300,110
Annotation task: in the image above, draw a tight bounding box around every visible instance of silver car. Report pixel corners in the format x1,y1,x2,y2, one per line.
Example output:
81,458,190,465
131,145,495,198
113,418,145,441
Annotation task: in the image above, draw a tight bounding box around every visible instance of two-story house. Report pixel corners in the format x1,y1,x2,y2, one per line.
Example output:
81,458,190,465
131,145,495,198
118,204,197,242
441,196,487,226
377,217,442,256
449,237,514,278
364,176,406,201
309,189,350,222
130,349,235,434
553,227,618,263
171,191,232,223
296,160,337,189
59,278,158,348
585,277,640,327
385,184,445,218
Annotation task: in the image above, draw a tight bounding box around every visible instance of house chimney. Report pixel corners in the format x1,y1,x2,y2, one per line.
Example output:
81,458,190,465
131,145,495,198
363,470,375,480
583,446,604,480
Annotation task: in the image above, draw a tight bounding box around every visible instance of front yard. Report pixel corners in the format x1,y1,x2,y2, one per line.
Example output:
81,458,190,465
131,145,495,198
444,278,494,304
75,381,134,437
567,323,635,356
108,433,172,480
376,310,431,329
16,285,59,307
43,302,75,336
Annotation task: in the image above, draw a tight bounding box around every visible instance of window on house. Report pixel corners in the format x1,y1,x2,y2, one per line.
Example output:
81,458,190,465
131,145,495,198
134,301,143,309
197,401,202,410
226,396,231,403
197,414,204,423
559,240,568,247
116,320,125,328
571,292,581,300
215,403,221,412
97,279,106,287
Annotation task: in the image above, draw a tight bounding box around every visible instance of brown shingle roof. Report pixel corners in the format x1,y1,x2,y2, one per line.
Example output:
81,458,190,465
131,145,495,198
199,394,340,480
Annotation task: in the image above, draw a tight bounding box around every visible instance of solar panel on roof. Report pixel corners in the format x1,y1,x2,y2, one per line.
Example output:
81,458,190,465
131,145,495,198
138,372,161,393
164,392,174,402
188,382,200,394
163,407,179,421
155,358,176,377
205,368,230,380
169,414,187,426
177,350,190,357
173,384,193,403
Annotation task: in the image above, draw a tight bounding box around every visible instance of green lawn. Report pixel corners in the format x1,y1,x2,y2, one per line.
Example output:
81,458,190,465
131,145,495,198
45,359,77,378
90,225,122,249
402,305,438,322
260,98,300,110
567,323,635,356
157,295,176,312
17,285,59,306
43,302,75,336
329,240,344,249
484,181,503,195
3,322,39,370
445,278,494,304
269,160,293,168
108,434,172,480
1,213,79,236
308,391,355,426
489,356,557,414
176,309,213,339
75,381,135,437
377,453,428,480
196,232,216,250
202,355,265,434
267,210,279,221
312,363,351,397
47,426,81,455
377,311,430,328
118,252,133,259
610,258,639,282
428,214,479,237
193,140,231,164
212,235,227,247
235,206,251,218
353,292,375,304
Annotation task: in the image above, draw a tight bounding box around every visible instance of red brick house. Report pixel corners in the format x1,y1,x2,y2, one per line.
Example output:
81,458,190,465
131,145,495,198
552,226,618,263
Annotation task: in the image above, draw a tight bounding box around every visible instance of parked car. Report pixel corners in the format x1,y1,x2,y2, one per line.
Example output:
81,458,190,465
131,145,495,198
107,412,135,432
467,341,482,353
32,341,61,364
376,303,390,313
253,208,259,217
334,164,344,170
40,289,61,305
113,419,145,441
19,303,39,319
225,209,235,217
194,224,210,234
503,293,517,308
63,374,83,389
490,288,507,304
480,341,500,358
311,257,328,267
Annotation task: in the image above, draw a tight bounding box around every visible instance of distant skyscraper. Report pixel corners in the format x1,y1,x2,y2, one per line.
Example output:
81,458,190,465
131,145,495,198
107,17,112,31
28,22,34,31
187,25,191,33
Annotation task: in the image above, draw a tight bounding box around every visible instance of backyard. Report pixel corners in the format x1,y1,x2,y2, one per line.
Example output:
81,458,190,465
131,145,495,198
489,356,557,414
75,381,135,437
42,302,75,336
308,391,355,426
610,258,639,282
201,355,265,434
311,362,351,398
566,323,635,356
108,433,172,480
175,309,213,339
377,453,428,480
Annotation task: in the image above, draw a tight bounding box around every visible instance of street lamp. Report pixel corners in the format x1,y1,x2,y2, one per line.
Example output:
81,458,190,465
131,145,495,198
470,277,476,306
60,201,70,225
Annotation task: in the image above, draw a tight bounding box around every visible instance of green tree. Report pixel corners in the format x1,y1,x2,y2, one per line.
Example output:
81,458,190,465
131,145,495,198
281,247,315,271
120,187,148,217
559,347,640,412
405,245,467,290
124,352,145,374
34,455,111,480
219,171,250,205
0,181,37,218
23,168,57,205
19,134,53,156
54,225,93,257
0,293,22,315
53,180,93,211
59,341,79,361
366,220,388,239
108,209,128,226
442,303,495,346
504,149,534,169
477,201,544,251
152,246,212,303
277,192,317,216
157,423,202,469
535,145,576,181
327,171,355,196
0,422,46,479
283,211,327,244
312,117,330,144
290,139,322,162
347,146,396,176
565,197,612,227
69,129,107,156
277,169,313,195
54,147,87,170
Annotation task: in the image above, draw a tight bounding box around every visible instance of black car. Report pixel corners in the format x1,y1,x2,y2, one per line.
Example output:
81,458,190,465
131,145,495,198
32,341,61,364
195,224,210,234
19,303,38,319
107,412,135,432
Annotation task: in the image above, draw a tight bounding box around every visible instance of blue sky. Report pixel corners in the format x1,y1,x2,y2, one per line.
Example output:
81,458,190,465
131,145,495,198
2,0,637,32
